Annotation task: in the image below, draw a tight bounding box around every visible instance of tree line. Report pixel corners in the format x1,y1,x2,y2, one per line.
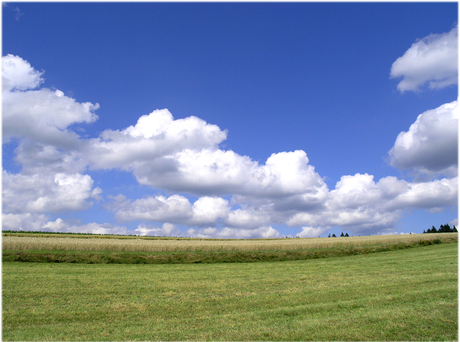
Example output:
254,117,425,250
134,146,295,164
423,224,457,234
328,232,349,237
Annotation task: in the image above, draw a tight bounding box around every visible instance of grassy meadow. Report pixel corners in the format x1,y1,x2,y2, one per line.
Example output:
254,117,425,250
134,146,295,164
2,232,457,264
2,241,458,341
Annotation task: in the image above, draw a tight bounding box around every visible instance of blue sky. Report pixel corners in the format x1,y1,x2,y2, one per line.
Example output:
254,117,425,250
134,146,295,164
2,2,458,238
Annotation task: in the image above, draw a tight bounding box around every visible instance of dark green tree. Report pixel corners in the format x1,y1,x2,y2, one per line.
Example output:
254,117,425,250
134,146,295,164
439,224,452,232
424,224,458,233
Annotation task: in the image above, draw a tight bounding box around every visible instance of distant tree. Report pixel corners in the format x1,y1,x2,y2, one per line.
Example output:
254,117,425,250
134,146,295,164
423,224,457,233
345,233,349,237
332,234,336,237
328,234,331,238
439,224,452,233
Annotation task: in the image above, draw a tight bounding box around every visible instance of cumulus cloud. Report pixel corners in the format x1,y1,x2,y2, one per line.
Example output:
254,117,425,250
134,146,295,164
386,177,458,212
191,196,230,226
3,88,99,148
226,207,272,229
109,192,285,231
287,173,457,234
109,172,458,236
41,218,129,235
3,171,101,214
183,226,281,239
2,213,50,231
328,174,408,210
2,214,128,235
2,55,99,148
131,148,328,198
82,110,327,199
388,101,458,177
2,54,43,91
2,55,103,233
390,25,458,92
288,203,403,235
297,226,329,238
14,141,88,175
3,54,458,237
110,194,193,223
134,223,182,237
86,109,227,170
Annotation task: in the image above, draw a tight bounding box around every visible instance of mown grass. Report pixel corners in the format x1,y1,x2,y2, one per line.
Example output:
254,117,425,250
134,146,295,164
2,243,457,341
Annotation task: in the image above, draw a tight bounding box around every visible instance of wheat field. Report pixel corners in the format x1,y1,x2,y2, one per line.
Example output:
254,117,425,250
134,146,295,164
2,233,456,253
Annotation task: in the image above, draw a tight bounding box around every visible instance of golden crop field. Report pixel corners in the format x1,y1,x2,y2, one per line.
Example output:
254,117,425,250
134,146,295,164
2,233,456,253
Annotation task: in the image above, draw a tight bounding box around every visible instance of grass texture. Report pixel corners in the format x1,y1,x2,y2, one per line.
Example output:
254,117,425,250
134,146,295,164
3,233,456,264
2,242,457,341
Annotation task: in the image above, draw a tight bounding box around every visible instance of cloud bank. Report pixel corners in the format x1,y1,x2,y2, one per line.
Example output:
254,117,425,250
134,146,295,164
2,53,458,238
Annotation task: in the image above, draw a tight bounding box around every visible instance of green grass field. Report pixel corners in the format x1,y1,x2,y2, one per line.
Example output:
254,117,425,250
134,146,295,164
2,242,457,341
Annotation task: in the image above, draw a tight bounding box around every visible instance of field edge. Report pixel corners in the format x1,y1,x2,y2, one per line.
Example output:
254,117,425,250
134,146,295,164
3,237,456,264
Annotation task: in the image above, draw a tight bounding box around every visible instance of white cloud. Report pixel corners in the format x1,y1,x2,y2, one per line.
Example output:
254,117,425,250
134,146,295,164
86,109,227,170
2,55,99,148
132,148,258,195
183,226,281,239
191,196,230,226
3,88,99,148
288,206,402,235
82,111,327,200
390,25,458,92
2,213,50,231
41,218,69,231
134,223,181,237
132,148,328,199
1,55,104,232
2,214,128,235
2,54,43,91
287,173,457,235
388,101,458,176
14,142,88,175
41,218,129,235
2,171,101,214
449,218,458,227
111,194,193,224
328,174,409,209
226,207,272,229
297,226,329,238
386,177,458,212
3,54,457,238
111,194,231,227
